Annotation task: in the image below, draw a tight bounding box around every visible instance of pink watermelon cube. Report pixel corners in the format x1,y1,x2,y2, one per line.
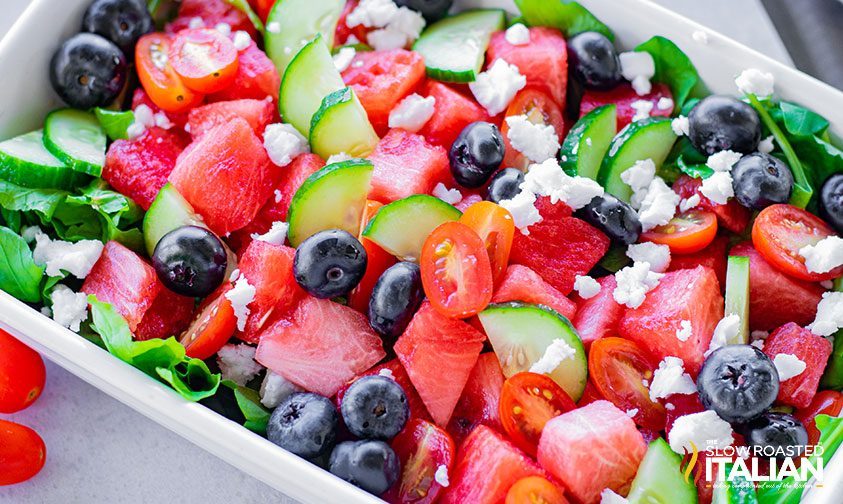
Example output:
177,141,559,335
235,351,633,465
538,400,647,503
255,296,385,397
446,352,505,446
419,81,489,148
572,275,624,350
492,264,577,321
763,322,833,409
580,83,673,130
367,129,451,204
209,41,280,103
187,98,275,139
135,287,195,341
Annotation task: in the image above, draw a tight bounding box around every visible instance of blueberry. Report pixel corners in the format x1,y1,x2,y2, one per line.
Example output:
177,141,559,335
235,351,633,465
267,393,339,459
486,168,525,204
697,345,779,424
294,229,367,299
152,225,228,297
449,122,505,188
341,376,409,440
731,152,794,210
688,95,762,155
820,174,843,233
50,32,128,109
368,262,425,341
393,0,453,22
575,194,641,245
567,31,623,91
329,440,400,495
82,0,153,55
741,412,808,459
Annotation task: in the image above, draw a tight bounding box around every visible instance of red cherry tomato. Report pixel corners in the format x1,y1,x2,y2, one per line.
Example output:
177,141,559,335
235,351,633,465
752,204,843,281
588,337,666,431
0,329,45,414
505,476,569,504
499,372,577,457
384,419,456,504
420,221,493,319
641,209,718,255
501,89,564,170
794,390,843,446
0,419,46,485
169,28,239,93
180,285,237,360
136,33,204,113
458,201,515,286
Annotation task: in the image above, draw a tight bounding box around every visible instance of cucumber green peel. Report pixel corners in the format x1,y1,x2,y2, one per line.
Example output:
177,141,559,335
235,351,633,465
266,0,344,78
560,104,616,179
309,87,379,159
627,438,697,504
43,108,107,177
0,130,88,190
724,256,750,345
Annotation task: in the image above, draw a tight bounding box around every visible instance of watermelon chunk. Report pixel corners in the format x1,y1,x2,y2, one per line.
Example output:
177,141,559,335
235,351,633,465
255,296,385,397
166,0,256,37
730,242,824,332
395,302,485,426
668,235,729,289
335,358,431,423
572,275,623,350
620,266,724,375
510,197,610,295
440,425,545,504
135,287,195,341
492,264,577,321
132,88,191,129
103,127,188,210
187,98,275,139
446,352,505,446
81,241,162,331
419,81,489,148
487,27,568,108
368,129,451,204
169,118,279,236
538,400,647,503
209,41,281,103
763,322,832,409
673,175,751,234
580,82,673,130
235,240,304,343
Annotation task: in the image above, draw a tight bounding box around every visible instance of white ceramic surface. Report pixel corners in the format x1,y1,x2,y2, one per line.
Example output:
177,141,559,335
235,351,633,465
0,1,841,503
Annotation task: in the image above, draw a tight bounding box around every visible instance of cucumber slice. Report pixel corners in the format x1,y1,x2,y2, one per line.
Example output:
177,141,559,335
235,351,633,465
478,302,587,401
412,9,506,83
143,182,207,256
43,108,107,176
310,87,379,159
560,104,616,179
0,130,88,189
362,195,461,261
597,117,678,203
279,35,346,138
712,463,758,504
627,438,698,504
725,255,750,344
95,107,134,141
287,159,373,247
265,0,344,77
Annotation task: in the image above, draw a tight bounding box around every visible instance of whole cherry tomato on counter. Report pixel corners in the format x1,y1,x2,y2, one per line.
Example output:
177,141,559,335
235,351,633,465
0,419,46,486
0,329,46,414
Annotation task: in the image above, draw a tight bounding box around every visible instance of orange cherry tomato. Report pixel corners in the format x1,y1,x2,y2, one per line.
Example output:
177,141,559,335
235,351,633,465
0,329,45,414
420,221,493,319
505,476,569,504
0,419,46,485
501,89,564,170
180,285,237,360
752,204,843,281
459,201,515,286
794,390,843,447
169,28,239,93
499,372,577,457
641,209,718,255
136,33,203,113
588,337,666,431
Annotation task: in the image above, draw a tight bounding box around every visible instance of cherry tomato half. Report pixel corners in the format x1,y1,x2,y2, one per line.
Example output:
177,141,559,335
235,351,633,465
505,476,569,504
794,390,843,447
588,337,666,431
752,204,843,281
420,221,493,319
136,33,203,113
169,28,239,93
384,419,456,504
499,372,577,457
0,419,46,486
0,329,45,414
459,201,515,286
180,285,237,360
641,209,718,255
501,89,564,170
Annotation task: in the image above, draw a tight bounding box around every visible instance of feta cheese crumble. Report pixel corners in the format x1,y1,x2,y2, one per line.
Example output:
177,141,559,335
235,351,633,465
668,410,734,454
679,194,701,213
505,23,530,45
657,97,675,111
499,190,542,235
808,292,843,336
520,158,604,209
649,356,697,401
636,178,680,231
671,115,690,136
469,59,527,116
798,236,843,274
266,21,281,34
188,17,204,29
574,275,601,299
388,93,436,133
434,464,450,487
232,31,251,51
630,100,654,122
347,0,425,51
327,152,352,165
225,276,256,331
613,261,664,309
251,221,289,245
735,68,775,98
333,46,356,72
627,242,671,273
33,232,103,279
619,51,655,96
699,171,734,205
505,114,560,163
529,338,577,374
215,22,232,37
676,320,693,342
692,30,709,45
758,135,775,154
626,409,639,418
346,0,397,27
621,159,656,195
263,123,310,167
601,488,630,504
706,150,742,172
378,368,395,380
260,371,302,408
432,183,463,205
50,285,88,332
217,344,263,386
706,314,741,356
773,353,807,381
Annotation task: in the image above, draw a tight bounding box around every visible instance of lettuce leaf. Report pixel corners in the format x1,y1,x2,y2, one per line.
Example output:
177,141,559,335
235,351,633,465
94,108,135,141
0,225,44,302
222,380,271,434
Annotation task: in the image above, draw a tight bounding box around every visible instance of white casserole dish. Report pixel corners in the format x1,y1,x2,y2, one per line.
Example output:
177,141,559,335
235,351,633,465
0,0,840,502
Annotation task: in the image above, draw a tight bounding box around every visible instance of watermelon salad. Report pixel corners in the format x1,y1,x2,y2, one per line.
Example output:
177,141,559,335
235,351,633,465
1,0,843,502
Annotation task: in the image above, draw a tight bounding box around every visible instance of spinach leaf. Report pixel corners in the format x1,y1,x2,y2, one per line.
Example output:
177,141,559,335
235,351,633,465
515,0,613,40
222,380,271,434
0,226,44,302
789,134,843,197
634,36,702,112
779,102,829,138
677,155,713,179
596,245,629,274
0,180,67,220
0,208,21,234
680,97,700,117
820,280,843,390
94,108,135,141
